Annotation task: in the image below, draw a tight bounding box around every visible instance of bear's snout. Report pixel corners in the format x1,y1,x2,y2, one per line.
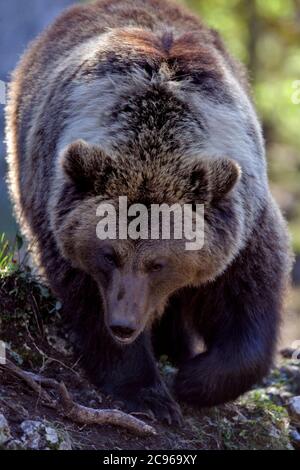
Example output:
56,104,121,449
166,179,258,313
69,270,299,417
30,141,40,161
105,273,150,344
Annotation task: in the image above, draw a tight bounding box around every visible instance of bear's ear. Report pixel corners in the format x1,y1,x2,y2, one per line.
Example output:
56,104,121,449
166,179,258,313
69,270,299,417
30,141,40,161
189,158,241,203
62,140,114,192
207,158,241,202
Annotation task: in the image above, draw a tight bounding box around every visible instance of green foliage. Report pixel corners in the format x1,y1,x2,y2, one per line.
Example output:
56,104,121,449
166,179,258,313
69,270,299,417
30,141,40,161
290,223,300,254
187,389,292,450
0,233,16,274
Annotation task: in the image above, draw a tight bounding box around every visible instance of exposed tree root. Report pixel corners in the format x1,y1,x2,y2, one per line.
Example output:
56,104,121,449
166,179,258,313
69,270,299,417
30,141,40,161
0,359,157,437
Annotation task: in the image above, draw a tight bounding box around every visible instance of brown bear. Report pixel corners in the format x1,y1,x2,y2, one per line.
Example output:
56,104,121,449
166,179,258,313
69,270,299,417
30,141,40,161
5,0,291,424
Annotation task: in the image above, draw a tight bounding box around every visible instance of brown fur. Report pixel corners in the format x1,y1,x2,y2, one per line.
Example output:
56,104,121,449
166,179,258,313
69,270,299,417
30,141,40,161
5,0,291,422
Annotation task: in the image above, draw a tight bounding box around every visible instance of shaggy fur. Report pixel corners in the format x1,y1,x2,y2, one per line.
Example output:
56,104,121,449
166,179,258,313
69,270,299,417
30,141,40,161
5,0,291,423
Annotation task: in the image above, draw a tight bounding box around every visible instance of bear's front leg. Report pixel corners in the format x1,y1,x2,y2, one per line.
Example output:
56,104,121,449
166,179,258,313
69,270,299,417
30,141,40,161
174,277,280,407
175,206,291,407
86,329,182,425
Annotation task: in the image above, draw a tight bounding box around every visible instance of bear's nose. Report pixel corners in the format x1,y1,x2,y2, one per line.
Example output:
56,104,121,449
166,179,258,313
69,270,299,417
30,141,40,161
110,325,136,340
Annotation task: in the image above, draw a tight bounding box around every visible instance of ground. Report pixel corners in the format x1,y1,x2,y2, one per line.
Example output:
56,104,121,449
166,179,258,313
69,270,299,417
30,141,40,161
0,259,300,450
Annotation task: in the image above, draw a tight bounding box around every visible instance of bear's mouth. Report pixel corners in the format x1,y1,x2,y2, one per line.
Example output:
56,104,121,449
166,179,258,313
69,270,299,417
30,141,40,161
111,333,139,345
108,324,140,345
114,336,137,345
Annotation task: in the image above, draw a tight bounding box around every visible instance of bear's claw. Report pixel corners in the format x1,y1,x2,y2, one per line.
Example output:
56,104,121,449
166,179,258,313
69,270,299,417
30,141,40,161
114,385,183,426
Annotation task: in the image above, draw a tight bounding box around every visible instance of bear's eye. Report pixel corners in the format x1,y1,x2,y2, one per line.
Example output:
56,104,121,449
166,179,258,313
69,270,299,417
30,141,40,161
103,253,117,267
148,261,165,273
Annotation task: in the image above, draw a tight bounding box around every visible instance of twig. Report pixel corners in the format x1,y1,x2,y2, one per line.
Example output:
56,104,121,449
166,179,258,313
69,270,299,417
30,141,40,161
29,293,44,337
58,382,157,436
2,359,54,405
24,322,80,378
0,361,156,437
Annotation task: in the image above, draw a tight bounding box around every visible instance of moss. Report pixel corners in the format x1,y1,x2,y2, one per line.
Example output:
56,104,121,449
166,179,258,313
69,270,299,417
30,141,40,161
183,389,292,450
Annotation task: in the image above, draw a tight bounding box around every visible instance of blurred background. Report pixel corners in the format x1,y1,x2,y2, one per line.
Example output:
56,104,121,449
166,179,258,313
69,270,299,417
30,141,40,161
0,0,299,347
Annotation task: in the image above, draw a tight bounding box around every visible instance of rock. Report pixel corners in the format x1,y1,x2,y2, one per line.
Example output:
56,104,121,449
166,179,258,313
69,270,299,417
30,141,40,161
45,426,59,447
290,429,300,450
0,413,11,445
20,420,43,450
57,434,72,451
288,397,300,425
20,420,72,450
44,425,72,450
5,439,24,450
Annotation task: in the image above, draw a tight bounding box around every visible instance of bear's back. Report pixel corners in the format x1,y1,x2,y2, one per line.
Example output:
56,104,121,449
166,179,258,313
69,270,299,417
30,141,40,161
6,0,266,242
7,0,247,162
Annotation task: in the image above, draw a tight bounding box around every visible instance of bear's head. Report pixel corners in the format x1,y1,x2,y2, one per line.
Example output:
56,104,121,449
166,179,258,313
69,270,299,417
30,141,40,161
52,140,242,344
